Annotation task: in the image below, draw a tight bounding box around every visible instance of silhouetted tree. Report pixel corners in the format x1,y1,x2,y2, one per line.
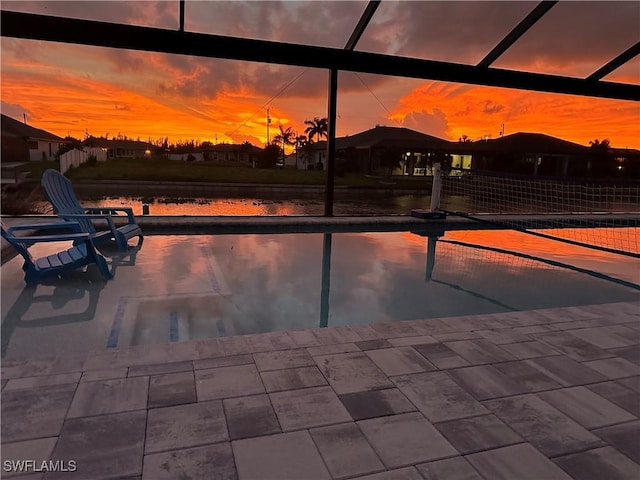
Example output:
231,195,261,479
259,144,281,168
273,125,295,165
589,138,616,177
304,117,328,143
378,147,404,177
56,136,83,159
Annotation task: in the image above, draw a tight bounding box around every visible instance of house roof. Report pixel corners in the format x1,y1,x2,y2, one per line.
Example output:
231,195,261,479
311,126,450,151
87,138,156,149
474,132,590,155
340,126,450,149
202,143,263,153
1,114,64,142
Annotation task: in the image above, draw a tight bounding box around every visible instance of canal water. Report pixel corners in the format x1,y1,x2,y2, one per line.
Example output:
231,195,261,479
73,193,435,216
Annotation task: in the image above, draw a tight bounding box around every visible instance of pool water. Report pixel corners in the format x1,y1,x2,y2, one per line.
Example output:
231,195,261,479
1,228,638,359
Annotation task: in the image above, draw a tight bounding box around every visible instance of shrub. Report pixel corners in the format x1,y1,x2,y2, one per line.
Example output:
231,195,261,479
258,144,280,168
86,154,97,166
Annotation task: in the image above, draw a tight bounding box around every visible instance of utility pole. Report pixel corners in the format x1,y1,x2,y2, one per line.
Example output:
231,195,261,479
266,107,271,145
23,113,27,124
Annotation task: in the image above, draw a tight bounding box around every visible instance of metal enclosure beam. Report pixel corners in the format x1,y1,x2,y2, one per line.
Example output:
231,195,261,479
1,11,638,101
477,1,558,68
322,1,380,216
179,0,185,32
344,1,381,51
586,41,640,81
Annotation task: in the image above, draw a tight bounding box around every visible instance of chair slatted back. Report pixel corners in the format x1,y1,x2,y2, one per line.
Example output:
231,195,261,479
41,169,97,234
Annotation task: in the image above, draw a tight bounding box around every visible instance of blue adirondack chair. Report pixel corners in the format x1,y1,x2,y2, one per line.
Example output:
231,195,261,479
1,221,113,284
41,169,143,251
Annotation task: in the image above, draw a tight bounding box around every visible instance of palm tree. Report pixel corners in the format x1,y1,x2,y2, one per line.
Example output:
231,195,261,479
589,138,610,149
589,138,614,177
294,134,308,169
273,125,295,166
304,117,328,143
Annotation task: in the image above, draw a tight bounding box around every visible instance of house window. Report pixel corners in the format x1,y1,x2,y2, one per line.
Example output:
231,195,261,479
49,143,52,156
28,141,38,149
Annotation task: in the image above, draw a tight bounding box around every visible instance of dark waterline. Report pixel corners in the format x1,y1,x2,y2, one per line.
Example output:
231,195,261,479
72,193,435,216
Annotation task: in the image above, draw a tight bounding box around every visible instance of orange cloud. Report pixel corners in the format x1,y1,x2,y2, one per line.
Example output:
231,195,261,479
392,82,640,148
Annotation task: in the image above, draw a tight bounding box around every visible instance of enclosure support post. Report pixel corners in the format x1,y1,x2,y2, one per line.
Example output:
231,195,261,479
425,235,438,281
320,233,332,328
324,68,338,217
429,162,442,211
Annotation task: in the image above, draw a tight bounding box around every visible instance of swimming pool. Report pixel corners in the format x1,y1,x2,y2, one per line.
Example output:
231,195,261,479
1,227,638,359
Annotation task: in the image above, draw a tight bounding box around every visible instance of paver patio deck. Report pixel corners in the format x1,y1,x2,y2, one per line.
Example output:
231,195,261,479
0,300,638,479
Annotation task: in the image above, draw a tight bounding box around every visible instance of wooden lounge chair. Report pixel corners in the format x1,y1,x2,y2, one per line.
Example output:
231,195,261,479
1,221,113,284
41,169,143,251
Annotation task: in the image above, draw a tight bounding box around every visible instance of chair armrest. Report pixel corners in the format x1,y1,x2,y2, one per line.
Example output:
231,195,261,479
58,213,117,225
7,232,91,246
7,222,82,235
58,213,120,237
84,207,135,223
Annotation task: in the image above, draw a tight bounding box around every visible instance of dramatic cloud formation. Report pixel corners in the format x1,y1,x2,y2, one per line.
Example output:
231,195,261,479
1,1,638,147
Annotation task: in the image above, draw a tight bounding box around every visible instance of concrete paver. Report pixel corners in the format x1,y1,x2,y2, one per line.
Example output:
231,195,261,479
491,359,562,392
195,364,264,401
499,340,560,359
351,467,423,480
147,371,196,408
223,394,281,440
269,386,352,431
583,357,640,379
466,443,573,480
143,443,237,480
48,410,146,480
67,377,148,418
0,438,57,478
364,347,436,376
1,384,76,443
358,412,458,468
484,394,605,456
446,365,528,400
4,372,81,391
537,386,636,429
532,332,613,362
232,430,331,480
260,366,327,393
593,420,640,464
310,423,385,479
434,414,522,454
145,400,228,453
444,339,515,365
314,352,393,394
128,360,193,377
524,355,607,386
338,388,416,421
415,457,484,480
253,349,314,372
587,381,640,416
553,446,640,480
393,371,488,422
411,343,471,369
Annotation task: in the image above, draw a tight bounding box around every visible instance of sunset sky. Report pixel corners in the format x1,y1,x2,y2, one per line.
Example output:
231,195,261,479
1,1,639,148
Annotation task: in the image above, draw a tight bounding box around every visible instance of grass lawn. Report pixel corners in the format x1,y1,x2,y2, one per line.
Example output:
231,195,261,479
24,159,432,190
